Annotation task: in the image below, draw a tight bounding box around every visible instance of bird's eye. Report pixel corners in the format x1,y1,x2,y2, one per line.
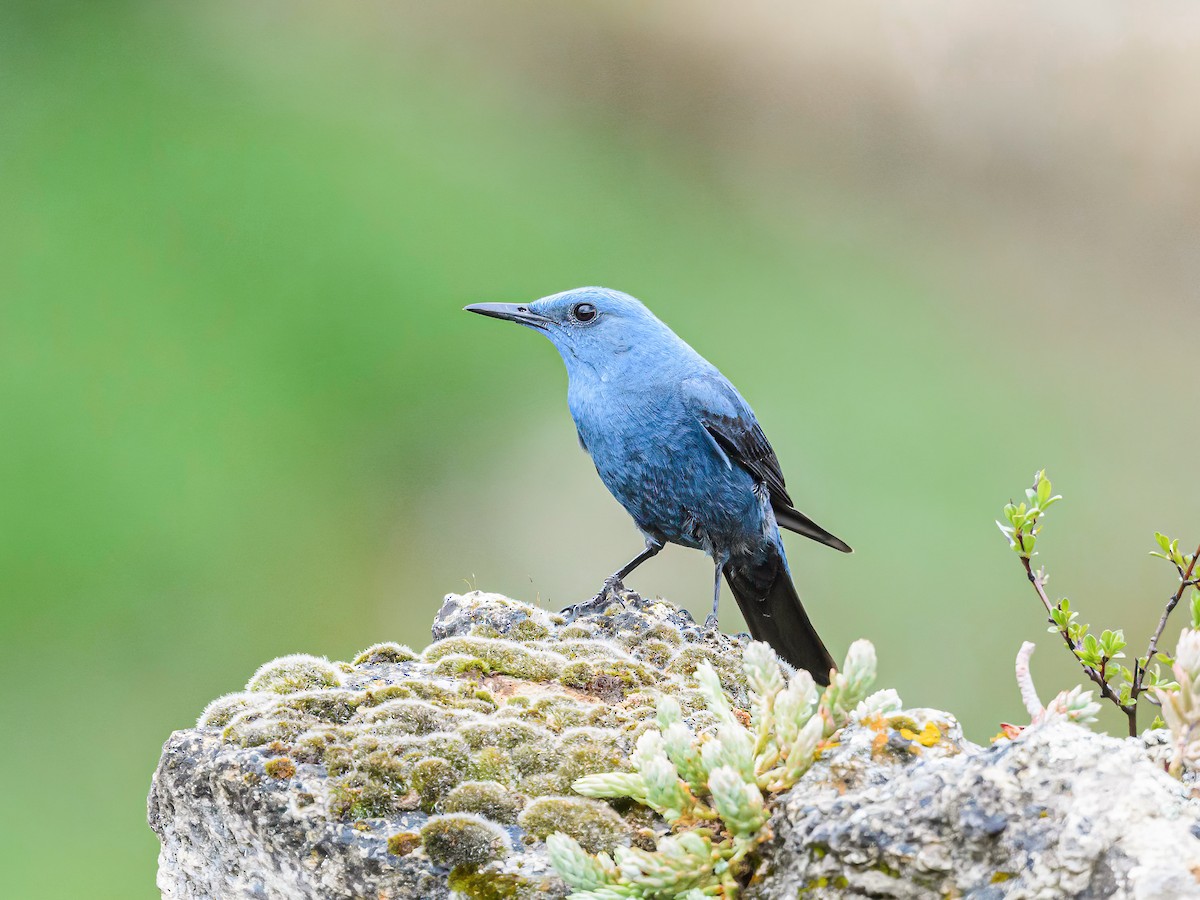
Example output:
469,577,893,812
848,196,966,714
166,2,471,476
572,302,598,323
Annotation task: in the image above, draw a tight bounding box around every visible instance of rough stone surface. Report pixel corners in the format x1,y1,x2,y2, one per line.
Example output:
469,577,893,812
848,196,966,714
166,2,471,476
753,712,1200,899
151,592,1200,899
149,590,749,899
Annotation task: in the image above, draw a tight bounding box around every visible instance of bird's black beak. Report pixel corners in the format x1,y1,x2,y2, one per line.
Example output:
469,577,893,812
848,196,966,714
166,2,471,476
464,302,551,330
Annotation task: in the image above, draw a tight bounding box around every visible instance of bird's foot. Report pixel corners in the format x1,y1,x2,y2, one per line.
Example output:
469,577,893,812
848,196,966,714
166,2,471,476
703,613,720,632
560,576,627,622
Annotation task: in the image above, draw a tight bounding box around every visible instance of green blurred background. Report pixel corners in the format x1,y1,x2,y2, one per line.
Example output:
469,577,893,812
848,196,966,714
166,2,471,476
3,1,1197,895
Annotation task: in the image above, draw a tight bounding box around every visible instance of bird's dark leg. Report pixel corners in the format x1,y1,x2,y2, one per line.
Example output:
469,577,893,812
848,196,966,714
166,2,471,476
612,539,663,582
560,538,663,619
704,562,723,631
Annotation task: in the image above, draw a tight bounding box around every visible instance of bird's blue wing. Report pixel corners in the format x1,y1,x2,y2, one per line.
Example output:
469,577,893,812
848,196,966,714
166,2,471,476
683,375,852,553
681,375,793,507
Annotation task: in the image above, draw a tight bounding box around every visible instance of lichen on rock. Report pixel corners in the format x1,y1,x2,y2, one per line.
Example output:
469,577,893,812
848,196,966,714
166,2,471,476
149,589,1200,899
149,589,751,899
757,715,1200,899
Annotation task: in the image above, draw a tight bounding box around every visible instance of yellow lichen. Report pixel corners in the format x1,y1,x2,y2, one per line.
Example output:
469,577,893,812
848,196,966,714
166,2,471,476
899,722,942,748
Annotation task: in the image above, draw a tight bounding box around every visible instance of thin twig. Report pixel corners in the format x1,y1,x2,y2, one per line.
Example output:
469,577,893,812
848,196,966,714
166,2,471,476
1020,555,1133,725
1131,542,1200,704
1020,555,1056,617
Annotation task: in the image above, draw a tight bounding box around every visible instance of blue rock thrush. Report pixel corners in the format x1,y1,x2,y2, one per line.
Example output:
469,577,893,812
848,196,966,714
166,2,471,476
466,287,851,683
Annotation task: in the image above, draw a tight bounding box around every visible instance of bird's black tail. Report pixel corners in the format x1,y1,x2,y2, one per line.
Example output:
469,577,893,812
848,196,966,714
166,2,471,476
724,547,835,685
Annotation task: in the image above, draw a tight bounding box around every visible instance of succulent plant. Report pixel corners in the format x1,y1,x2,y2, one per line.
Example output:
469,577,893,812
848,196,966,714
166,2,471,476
548,638,884,898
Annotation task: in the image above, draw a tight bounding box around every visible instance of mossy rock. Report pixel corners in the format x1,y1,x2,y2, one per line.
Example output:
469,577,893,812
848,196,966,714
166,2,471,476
631,639,675,669
223,704,312,748
536,638,625,660
420,813,511,868
263,757,296,779
353,699,450,735
353,642,417,665
517,796,630,854
197,692,256,729
459,719,554,752
186,590,754,866
386,832,421,857
245,654,344,694
508,619,550,641
556,737,631,785
558,624,595,640
275,689,365,724
560,659,656,699
355,748,409,789
328,774,400,820
443,780,527,823
423,636,565,681
411,756,462,812
433,654,495,678
467,746,519,785
510,695,592,731
446,867,540,900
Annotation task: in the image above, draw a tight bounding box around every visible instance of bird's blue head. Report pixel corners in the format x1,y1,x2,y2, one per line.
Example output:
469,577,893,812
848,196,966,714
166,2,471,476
465,287,678,379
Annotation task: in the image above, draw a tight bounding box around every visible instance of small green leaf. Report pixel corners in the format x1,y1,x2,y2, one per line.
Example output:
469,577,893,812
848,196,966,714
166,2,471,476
1037,474,1052,506
1100,629,1126,658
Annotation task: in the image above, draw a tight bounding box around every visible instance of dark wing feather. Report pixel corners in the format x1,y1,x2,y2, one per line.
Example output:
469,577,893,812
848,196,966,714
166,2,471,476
682,374,792,502
700,415,792,507
684,376,852,554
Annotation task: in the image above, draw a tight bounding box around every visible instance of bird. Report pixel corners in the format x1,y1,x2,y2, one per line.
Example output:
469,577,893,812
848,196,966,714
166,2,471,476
465,287,851,684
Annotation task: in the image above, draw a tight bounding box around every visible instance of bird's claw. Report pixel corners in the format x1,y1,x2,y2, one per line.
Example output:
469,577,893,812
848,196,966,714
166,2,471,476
703,614,720,631
559,576,627,621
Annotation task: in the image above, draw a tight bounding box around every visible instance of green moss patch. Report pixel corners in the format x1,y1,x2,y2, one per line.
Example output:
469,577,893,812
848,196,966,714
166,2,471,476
353,642,417,665
263,757,296,779
410,756,462,813
245,654,344,694
420,814,511,868
386,832,421,856
200,592,753,842
423,637,565,681
443,780,526,823
517,796,629,854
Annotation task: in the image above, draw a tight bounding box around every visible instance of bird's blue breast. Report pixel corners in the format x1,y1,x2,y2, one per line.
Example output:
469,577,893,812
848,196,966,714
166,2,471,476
569,381,767,555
